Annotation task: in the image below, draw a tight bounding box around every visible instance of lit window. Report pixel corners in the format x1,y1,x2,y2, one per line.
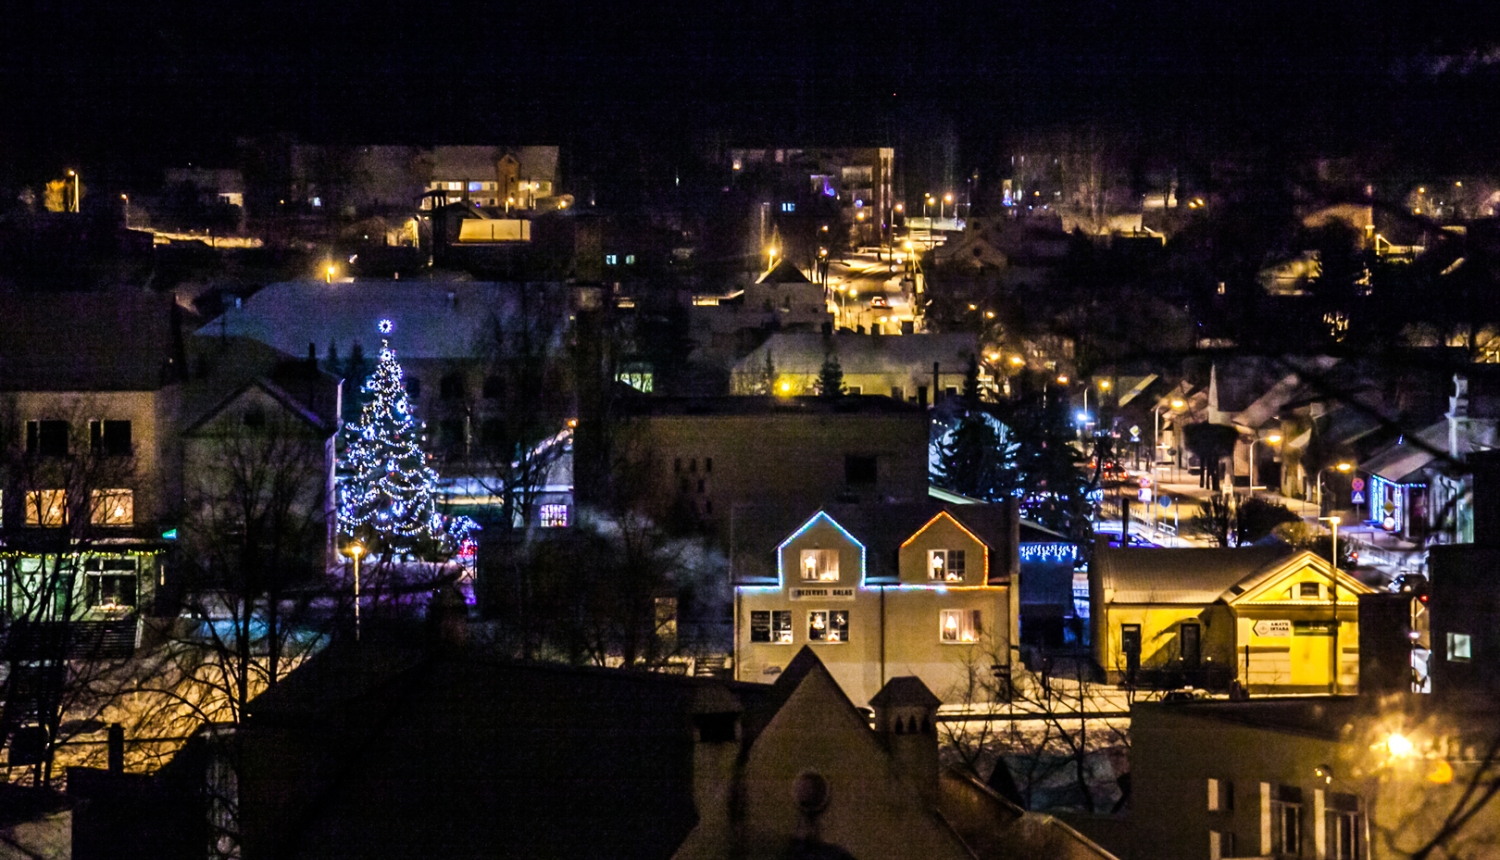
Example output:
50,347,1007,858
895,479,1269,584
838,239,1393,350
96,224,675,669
929,549,966,582
750,610,794,644
782,202,796,212
25,489,67,527
808,610,849,643
625,254,636,265
1448,631,1472,662
84,557,138,608
90,489,134,526
800,549,839,582
606,254,618,265
540,504,570,528
468,181,484,192
1208,778,1233,812
311,197,322,208
940,609,982,643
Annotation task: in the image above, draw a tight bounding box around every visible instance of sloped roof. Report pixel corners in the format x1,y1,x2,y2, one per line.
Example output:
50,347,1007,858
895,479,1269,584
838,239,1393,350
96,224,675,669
200,280,537,361
869,675,942,711
736,331,980,377
731,501,1017,586
755,258,812,284
1092,545,1295,604
0,291,182,391
1227,551,1373,605
1360,421,1451,484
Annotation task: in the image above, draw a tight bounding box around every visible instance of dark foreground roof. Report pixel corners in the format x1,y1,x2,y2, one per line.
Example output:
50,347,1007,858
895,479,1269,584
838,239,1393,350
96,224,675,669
239,635,772,860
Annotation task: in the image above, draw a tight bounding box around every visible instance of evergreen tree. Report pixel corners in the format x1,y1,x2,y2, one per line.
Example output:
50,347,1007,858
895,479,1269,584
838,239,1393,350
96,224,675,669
324,340,340,375
933,408,1014,501
962,355,982,408
337,334,445,554
817,354,844,399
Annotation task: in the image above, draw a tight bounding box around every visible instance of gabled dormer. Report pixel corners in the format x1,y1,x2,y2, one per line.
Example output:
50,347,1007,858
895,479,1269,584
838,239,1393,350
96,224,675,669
778,511,865,596
1225,551,1374,609
897,511,990,587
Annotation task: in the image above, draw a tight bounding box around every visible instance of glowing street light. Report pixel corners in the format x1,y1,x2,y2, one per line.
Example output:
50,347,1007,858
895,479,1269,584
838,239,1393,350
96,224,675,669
344,541,366,640
325,262,337,283
1385,733,1414,759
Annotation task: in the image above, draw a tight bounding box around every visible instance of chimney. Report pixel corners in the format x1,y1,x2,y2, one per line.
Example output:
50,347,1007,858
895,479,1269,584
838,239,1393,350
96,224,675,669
107,723,124,774
870,677,941,807
688,685,744,855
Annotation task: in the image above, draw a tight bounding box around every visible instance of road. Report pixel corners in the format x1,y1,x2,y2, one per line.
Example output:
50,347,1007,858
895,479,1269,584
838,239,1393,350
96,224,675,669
825,248,920,333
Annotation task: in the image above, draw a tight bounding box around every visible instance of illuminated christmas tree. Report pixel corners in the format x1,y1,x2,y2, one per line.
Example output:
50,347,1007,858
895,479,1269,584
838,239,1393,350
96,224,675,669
337,322,446,553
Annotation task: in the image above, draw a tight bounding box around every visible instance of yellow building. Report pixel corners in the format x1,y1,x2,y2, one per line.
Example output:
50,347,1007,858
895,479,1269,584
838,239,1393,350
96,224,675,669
1090,546,1374,693
733,502,1019,705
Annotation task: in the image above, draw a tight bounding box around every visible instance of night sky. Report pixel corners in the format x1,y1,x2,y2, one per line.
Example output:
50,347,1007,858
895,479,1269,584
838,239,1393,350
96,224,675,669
5,1,1500,181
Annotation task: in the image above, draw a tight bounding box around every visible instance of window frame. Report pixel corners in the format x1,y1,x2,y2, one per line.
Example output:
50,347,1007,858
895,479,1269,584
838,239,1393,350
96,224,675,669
799,549,840,582
1447,631,1472,662
1270,788,1303,856
808,609,849,643
84,557,139,609
928,548,966,582
939,609,983,644
90,488,135,526
26,420,69,457
750,610,795,644
25,489,68,527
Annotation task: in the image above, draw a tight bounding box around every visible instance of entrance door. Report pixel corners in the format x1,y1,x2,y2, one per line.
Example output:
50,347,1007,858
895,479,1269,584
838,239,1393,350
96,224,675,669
1121,624,1142,678
1180,623,1202,668
1290,621,1335,686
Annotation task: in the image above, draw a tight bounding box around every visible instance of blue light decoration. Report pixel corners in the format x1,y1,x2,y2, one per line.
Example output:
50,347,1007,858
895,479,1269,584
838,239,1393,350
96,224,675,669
378,319,394,334
1019,542,1079,565
337,324,450,554
774,511,867,588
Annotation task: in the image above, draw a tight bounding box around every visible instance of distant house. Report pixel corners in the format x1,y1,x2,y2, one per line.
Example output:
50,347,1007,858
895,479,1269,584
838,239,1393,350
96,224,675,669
732,502,1019,705
615,395,931,538
732,331,982,403
1090,546,1373,692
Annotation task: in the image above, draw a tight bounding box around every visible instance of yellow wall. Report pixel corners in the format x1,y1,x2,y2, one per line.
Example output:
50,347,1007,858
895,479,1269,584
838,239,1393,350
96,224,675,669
1095,605,1236,680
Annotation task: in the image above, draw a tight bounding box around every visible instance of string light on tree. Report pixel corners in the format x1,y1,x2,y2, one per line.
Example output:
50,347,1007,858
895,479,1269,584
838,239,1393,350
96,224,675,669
337,322,447,552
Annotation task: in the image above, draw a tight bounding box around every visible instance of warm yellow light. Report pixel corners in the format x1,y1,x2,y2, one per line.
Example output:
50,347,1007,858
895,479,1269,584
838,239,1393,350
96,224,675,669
1099,379,1111,390
779,381,792,393
944,193,953,203
68,170,76,177
944,613,957,628
1009,356,1024,366
985,311,995,319
1456,181,1463,188
968,303,977,311
1418,187,1426,194
895,203,904,212
346,541,365,559
1386,733,1415,758
567,418,579,428
849,289,858,298
1266,433,1283,444
1056,374,1070,385
1429,759,1454,784
903,241,913,251
1170,398,1186,409
1337,462,1353,472
987,352,1000,361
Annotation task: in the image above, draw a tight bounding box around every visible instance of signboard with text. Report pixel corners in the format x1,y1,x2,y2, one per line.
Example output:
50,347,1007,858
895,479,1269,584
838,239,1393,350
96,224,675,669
790,587,856,601
1253,619,1293,638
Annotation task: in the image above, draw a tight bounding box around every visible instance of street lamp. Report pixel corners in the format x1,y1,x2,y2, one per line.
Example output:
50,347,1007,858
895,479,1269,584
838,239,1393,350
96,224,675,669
120,193,129,227
344,541,366,640
1319,514,1342,693
1316,461,1354,513
1249,432,1283,492
942,192,953,220
1154,397,1186,475
67,170,80,213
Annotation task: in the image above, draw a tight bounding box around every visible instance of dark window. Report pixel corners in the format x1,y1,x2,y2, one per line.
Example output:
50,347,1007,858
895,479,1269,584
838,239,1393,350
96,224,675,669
1121,624,1142,655
1300,582,1321,599
1271,786,1303,856
482,376,504,399
845,455,877,485
84,558,138,608
438,419,466,451
407,377,421,398
1181,623,1201,667
751,610,793,643
243,407,267,428
674,458,682,473
891,387,904,400
705,457,713,473
479,419,504,448
690,458,698,473
705,500,713,515
90,420,132,456
697,479,705,493
440,373,466,400
26,420,69,457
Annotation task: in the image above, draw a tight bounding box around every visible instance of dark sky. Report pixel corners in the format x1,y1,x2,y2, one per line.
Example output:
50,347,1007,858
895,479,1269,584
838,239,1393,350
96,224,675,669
5,1,1500,180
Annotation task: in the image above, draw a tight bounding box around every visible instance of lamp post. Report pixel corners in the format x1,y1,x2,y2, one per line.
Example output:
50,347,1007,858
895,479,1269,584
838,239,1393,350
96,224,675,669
1318,515,1342,693
120,193,129,227
1154,397,1186,478
345,541,365,640
1249,432,1283,493
67,170,80,213
1316,461,1354,516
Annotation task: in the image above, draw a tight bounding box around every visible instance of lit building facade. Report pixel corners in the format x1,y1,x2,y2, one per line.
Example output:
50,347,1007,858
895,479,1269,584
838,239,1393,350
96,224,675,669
734,503,1018,706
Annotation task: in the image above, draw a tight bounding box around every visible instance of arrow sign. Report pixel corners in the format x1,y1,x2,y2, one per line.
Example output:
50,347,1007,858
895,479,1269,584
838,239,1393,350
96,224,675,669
1253,619,1292,638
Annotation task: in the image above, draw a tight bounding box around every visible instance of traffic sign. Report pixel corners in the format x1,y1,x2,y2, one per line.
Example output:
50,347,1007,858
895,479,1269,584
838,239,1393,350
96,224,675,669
1129,425,1141,441
1351,491,1365,504
1350,478,1365,492
1139,488,1154,503
1159,495,1173,509
1253,619,1292,638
